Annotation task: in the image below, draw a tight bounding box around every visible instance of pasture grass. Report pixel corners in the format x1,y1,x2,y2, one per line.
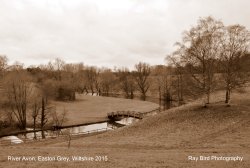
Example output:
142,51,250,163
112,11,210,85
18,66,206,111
52,94,159,126
1,88,250,167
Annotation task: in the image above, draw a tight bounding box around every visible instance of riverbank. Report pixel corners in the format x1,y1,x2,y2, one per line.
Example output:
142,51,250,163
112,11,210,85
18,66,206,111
0,88,250,167
0,94,158,137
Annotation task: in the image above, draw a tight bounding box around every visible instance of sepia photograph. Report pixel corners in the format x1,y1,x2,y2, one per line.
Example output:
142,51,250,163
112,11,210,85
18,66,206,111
0,0,250,167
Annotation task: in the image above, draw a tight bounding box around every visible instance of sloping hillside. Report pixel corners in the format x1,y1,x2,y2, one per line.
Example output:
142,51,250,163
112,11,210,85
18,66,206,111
0,88,250,168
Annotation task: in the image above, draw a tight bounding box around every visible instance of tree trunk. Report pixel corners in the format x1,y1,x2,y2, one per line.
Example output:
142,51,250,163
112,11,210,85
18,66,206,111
158,86,162,111
180,74,183,102
207,91,210,104
130,90,134,99
91,87,94,95
41,97,45,139
225,89,231,106
141,93,146,101
177,75,180,104
41,130,45,139
33,118,37,140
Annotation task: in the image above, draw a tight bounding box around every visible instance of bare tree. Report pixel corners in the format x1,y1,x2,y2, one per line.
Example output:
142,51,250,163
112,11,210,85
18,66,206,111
31,98,41,139
99,68,116,96
153,65,173,110
84,66,100,95
5,61,24,72
52,107,67,136
117,68,135,99
134,62,151,101
220,24,250,105
169,58,184,105
166,51,188,105
175,16,224,106
4,71,34,129
47,58,65,81
40,96,54,138
63,62,86,93
76,65,88,94
0,55,8,78
29,85,44,139
0,56,8,106
54,58,65,71
52,107,67,128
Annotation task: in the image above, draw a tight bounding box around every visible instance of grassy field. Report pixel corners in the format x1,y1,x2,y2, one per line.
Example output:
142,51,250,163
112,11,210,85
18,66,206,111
53,94,159,126
0,89,250,167
0,94,158,136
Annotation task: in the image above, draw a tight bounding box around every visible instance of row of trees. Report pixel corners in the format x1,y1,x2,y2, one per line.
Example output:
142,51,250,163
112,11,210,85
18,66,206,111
28,59,153,101
167,16,250,106
0,57,154,131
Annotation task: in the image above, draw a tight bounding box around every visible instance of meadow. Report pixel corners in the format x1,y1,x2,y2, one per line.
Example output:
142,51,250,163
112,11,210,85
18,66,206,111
0,87,249,167
53,94,159,126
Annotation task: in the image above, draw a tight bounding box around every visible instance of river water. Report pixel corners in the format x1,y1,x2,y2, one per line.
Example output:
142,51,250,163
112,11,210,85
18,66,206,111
0,117,139,145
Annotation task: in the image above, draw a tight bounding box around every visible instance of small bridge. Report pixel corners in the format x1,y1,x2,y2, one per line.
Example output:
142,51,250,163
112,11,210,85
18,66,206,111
107,108,160,120
107,111,143,120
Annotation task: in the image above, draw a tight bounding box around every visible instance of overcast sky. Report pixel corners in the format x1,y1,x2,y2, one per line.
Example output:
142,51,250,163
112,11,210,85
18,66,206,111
0,0,249,68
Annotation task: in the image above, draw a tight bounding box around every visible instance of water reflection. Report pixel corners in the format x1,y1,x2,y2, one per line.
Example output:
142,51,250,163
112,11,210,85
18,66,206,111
116,117,139,126
86,93,98,96
62,122,113,135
